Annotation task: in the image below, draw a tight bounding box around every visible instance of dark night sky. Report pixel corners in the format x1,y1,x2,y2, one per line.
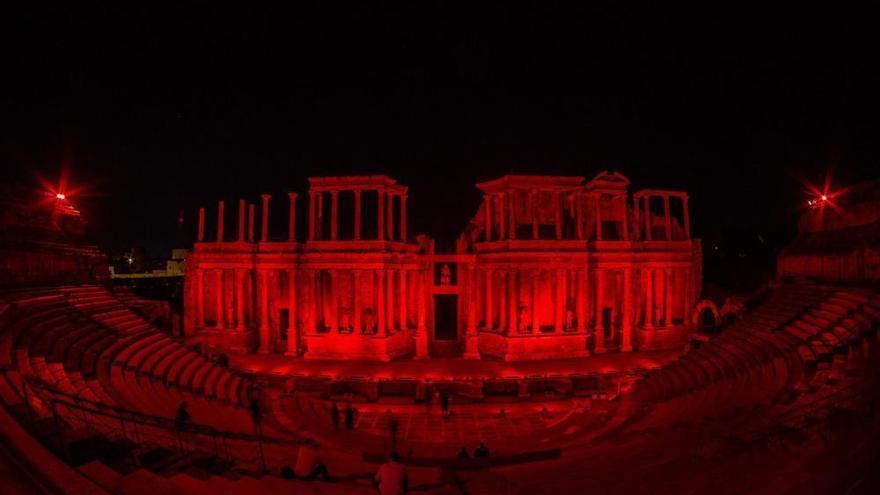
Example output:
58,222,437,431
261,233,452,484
1,3,878,276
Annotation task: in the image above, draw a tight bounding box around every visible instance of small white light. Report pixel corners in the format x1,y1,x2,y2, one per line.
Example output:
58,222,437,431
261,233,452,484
56,193,66,200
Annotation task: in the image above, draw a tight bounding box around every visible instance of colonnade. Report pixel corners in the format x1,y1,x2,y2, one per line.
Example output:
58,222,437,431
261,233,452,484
192,265,427,354
308,189,407,241
467,265,693,352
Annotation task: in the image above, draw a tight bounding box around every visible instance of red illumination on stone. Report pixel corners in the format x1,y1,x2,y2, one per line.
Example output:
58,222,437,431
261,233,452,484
184,172,701,361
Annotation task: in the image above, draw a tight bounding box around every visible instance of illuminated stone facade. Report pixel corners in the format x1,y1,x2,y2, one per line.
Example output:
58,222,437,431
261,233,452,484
184,172,701,361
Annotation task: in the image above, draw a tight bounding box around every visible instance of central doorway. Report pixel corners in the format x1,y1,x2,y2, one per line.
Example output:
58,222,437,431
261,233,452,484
434,294,458,340
432,294,460,358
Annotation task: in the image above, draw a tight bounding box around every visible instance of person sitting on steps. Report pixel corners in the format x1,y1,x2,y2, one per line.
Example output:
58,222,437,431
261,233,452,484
294,438,331,481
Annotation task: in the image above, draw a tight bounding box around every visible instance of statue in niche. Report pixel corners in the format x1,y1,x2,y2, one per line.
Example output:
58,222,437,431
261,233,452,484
518,303,531,333
440,264,452,285
362,308,376,334
339,309,352,334
565,307,576,331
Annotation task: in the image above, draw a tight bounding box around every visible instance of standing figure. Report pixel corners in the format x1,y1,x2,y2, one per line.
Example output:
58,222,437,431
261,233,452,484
345,402,356,430
363,308,376,334
440,264,452,285
330,402,340,430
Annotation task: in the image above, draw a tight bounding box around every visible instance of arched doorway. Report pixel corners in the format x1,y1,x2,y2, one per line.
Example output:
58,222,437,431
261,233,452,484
692,299,721,332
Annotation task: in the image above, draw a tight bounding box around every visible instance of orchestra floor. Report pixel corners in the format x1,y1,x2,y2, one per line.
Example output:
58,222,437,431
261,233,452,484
229,348,682,380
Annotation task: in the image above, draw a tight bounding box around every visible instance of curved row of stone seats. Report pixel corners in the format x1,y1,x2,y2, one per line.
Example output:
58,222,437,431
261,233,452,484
624,285,879,433
63,285,154,335
1,285,256,426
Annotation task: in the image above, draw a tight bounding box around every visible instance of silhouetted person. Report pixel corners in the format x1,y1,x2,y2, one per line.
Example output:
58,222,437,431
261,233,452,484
250,396,262,434
294,438,330,481
457,446,469,459
345,402,356,430
440,391,449,416
174,401,190,430
330,402,340,430
375,451,408,495
474,442,490,457
388,412,400,450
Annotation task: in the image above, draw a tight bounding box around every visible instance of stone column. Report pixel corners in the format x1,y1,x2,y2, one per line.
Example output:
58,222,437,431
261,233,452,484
664,194,672,241
235,269,245,331
258,270,270,353
354,189,362,240
595,196,602,241
309,270,319,334
498,194,506,240
499,270,507,332
508,192,516,240
682,195,690,239
594,270,606,353
416,269,429,359
622,268,633,351
508,271,518,334
195,268,205,327
238,199,246,242
664,269,673,327
400,194,407,241
387,193,395,241
621,196,629,240
197,207,205,242
288,192,297,242
217,201,225,242
260,194,271,242
376,270,386,334
287,269,297,355
484,194,492,241
464,267,480,359
399,269,408,330
576,196,584,240
644,269,654,328
330,191,339,241
576,269,587,332
216,269,225,328
555,192,563,240
555,268,564,332
531,270,539,333
484,269,493,330
386,269,395,331
329,270,339,332
644,196,652,241
308,193,316,241
248,204,255,242
353,270,362,333
530,192,539,239
633,195,640,240
377,191,385,241
316,193,323,240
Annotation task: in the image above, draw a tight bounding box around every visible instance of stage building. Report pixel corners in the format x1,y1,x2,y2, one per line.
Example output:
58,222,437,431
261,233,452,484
183,172,701,361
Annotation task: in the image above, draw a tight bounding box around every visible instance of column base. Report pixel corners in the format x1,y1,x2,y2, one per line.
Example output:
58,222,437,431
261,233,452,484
620,345,633,352
593,345,607,354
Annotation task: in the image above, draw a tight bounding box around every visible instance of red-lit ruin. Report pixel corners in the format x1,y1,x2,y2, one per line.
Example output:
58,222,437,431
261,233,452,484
185,172,700,362
1,174,880,494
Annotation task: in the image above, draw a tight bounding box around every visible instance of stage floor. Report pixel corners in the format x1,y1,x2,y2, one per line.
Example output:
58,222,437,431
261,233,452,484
230,349,681,380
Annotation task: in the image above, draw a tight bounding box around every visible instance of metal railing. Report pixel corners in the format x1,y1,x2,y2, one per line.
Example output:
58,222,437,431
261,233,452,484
6,372,306,474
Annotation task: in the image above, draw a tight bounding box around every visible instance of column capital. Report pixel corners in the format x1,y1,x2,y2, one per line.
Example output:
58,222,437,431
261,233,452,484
287,191,298,199
261,193,271,201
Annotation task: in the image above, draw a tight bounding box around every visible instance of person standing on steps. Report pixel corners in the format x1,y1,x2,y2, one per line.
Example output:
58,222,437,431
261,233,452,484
330,402,340,430
375,451,408,495
345,402,356,430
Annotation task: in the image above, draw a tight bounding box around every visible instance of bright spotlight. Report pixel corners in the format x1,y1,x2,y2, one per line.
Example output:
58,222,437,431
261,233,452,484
56,193,66,200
